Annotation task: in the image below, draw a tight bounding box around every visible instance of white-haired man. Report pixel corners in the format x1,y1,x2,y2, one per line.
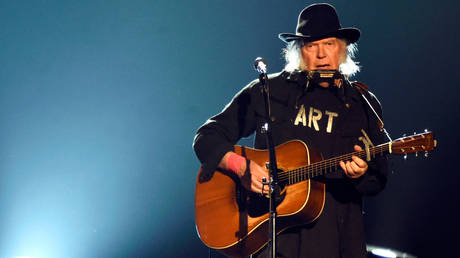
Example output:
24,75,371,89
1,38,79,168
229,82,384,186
194,3,388,257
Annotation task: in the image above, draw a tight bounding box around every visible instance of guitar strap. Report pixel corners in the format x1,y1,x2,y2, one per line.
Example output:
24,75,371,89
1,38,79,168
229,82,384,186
352,81,392,141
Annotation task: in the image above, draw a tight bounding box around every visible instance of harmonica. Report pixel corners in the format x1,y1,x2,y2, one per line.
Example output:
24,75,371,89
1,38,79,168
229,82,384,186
307,70,344,87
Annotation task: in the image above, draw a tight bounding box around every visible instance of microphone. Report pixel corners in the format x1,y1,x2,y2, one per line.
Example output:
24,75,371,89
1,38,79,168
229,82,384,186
254,57,267,74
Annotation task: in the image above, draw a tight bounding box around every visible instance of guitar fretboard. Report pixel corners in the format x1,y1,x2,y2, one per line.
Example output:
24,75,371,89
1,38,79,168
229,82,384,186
277,143,390,185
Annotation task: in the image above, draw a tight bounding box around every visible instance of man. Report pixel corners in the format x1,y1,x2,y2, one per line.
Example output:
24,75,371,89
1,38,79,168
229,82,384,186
193,3,388,258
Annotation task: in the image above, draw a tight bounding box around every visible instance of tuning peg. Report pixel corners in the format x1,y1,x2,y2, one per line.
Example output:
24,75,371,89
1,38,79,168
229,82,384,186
403,133,406,137
413,131,416,135
415,152,418,157
404,154,408,160
424,151,429,158
424,129,428,133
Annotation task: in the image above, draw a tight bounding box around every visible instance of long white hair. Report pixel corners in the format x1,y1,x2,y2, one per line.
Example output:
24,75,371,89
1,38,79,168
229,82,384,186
282,39,360,77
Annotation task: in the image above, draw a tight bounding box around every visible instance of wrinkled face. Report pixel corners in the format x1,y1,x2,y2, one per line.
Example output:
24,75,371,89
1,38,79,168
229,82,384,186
301,37,345,71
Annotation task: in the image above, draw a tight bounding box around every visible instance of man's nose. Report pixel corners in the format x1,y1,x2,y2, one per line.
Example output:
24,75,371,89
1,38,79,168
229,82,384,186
317,45,326,59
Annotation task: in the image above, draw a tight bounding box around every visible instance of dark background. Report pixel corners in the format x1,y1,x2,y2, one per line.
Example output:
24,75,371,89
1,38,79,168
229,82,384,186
0,0,458,257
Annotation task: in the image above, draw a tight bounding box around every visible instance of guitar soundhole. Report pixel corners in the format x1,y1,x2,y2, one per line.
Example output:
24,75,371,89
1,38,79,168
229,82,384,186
246,184,286,217
234,169,287,217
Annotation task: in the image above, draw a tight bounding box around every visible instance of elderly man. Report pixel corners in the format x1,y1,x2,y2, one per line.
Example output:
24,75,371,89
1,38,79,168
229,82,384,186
194,3,388,258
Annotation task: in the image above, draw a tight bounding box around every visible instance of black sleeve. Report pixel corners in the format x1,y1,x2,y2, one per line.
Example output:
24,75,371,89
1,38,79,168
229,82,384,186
352,91,389,195
193,82,258,179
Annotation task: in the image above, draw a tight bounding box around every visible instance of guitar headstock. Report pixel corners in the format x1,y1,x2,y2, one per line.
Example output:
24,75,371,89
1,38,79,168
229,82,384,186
391,131,437,155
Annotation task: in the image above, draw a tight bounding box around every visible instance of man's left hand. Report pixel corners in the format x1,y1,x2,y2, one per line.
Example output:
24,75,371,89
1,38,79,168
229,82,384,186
340,145,368,179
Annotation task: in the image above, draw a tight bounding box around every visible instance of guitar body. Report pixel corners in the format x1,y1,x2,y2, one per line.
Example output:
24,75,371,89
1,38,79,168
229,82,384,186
195,131,437,257
195,140,326,257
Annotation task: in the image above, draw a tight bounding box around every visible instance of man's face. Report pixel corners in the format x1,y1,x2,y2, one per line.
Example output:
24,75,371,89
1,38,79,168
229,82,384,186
301,37,344,71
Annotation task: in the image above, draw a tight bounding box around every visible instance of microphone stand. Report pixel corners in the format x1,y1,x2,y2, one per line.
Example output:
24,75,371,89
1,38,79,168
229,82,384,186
254,58,279,258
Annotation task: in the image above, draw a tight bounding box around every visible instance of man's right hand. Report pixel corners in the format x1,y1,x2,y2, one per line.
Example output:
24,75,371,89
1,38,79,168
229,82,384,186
220,152,270,194
236,159,270,194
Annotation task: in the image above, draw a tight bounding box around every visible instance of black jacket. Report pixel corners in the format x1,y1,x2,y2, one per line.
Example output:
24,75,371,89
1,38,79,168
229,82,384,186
193,70,388,258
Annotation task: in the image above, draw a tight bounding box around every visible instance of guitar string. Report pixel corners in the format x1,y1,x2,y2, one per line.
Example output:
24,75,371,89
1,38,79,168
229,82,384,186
278,150,381,184
278,150,367,182
287,145,388,179
276,144,389,184
277,143,426,184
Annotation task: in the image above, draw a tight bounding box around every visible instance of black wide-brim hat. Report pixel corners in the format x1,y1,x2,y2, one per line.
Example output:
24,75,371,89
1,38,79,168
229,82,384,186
279,3,360,43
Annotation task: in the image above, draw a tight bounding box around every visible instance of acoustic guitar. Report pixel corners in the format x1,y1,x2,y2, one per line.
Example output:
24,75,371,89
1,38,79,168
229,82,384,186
195,131,436,257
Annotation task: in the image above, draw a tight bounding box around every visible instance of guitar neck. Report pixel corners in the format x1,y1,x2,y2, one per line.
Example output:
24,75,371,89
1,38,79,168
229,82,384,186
279,143,390,185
